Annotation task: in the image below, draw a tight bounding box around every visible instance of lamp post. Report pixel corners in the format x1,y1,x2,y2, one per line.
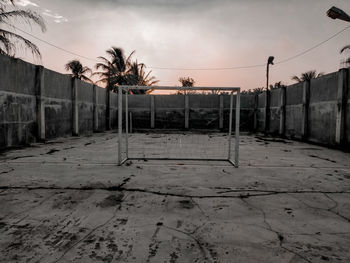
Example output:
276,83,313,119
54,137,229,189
327,6,350,22
265,56,274,134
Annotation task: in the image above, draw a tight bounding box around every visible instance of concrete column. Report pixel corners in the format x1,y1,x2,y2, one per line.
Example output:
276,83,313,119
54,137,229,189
253,93,258,131
279,86,286,136
150,95,155,129
185,95,189,129
264,90,270,134
335,68,348,145
72,78,79,136
219,95,224,129
106,88,111,130
301,81,310,140
93,85,98,132
35,66,45,141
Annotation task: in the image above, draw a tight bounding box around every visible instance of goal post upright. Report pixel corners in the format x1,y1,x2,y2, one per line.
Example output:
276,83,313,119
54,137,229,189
117,85,241,167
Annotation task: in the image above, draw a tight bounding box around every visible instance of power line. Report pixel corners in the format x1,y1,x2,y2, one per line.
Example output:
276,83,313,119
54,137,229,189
12,24,350,70
12,25,99,62
275,25,350,65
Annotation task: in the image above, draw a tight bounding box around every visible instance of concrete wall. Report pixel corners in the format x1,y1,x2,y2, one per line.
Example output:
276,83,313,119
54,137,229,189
255,68,349,149
0,55,37,147
0,54,118,149
285,83,303,139
1,54,349,150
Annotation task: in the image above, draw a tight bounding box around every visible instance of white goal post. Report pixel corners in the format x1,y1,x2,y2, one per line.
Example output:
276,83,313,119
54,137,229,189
117,86,240,167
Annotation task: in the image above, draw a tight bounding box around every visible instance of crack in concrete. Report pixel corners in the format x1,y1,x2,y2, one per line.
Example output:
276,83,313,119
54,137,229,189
0,165,14,175
0,185,349,200
290,193,350,223
241,198,312,263
162,224,212,262
52,193,128,263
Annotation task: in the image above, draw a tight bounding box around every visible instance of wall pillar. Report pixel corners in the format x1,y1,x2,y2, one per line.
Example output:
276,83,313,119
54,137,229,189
301,81,310,140
264,90,270,134
185,95,189,129
72,78,79,136
35,66,45,141
106,88,111,130
253,93,258,131
93,85,98,132
219,95,224,129
150,95,155,129
279,86,286,136
335,68,348,145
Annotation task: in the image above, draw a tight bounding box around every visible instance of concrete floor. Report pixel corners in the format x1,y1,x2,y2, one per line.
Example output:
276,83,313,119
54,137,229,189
0,132,349,263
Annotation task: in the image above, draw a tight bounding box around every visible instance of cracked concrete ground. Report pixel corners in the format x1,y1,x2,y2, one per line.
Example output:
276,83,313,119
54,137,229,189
0,132,349,263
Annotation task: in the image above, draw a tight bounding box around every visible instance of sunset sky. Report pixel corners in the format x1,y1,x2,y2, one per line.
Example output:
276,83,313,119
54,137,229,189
9,0,350,91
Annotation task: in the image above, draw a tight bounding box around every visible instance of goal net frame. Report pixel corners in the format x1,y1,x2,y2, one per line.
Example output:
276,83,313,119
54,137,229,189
117,86,240,167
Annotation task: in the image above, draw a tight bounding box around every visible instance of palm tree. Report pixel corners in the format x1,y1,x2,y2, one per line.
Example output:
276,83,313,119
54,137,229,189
0,0,46,58
94,46,135,91
65,59,92,82
291,70,324,83
125,61,158,94
340,45,350,67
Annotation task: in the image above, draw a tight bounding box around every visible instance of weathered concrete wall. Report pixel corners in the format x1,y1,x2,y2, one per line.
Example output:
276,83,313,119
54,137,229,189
285,83,303,139
255,69,349,149
43,68,72,139
1,54,349,150
308,72,338,145
0,55,37,147
269,89,280,134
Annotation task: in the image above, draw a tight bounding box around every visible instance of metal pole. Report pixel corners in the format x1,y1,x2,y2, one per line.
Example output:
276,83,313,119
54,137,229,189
118,86,122,165
235,90,240,167
129,112,133,133
227,91,233,159
125,90,129,159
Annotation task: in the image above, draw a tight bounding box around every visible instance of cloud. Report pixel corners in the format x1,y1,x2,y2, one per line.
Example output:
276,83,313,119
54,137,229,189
42,10,68,23
15,0,38,7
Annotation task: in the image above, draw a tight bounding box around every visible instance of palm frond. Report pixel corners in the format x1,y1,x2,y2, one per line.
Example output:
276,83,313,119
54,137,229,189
1,10,46,32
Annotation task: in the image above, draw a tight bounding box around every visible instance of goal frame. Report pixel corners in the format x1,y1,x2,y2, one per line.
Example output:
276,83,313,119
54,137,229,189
117,86,240,167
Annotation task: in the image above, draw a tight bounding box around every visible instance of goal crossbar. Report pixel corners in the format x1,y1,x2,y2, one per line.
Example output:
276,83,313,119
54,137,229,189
117,85,240,167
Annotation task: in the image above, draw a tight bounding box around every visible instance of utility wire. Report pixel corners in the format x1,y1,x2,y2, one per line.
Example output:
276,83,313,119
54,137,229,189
275,25,350,65
12,24,350,70
12,25,99,62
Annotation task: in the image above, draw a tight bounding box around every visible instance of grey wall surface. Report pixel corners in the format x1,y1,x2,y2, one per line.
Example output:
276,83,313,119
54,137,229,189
0,55,37,147
1,54,349,150
285,83,303,139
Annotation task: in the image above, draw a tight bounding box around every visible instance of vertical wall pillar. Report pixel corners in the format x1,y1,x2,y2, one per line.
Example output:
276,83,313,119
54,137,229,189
301,81,310,140
219,95,224,129
72,78,79,136
335,68,348,145
253,93,258,131
93,85,98,132
185,95,189,129
150,95,155,129
106,88,111,130
264,90,270,134
35,66,45,141
279,86,286,136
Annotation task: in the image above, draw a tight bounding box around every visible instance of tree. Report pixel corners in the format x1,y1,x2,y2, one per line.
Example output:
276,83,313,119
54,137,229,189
291,70,324,83
0,0,46,58
125,60,159,94
65,59,92,82
269,81,286,90
340,45,350,67
179,77,195,87
94,46,135,91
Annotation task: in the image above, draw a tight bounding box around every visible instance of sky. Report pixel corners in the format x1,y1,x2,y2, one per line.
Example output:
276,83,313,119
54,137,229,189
7,0,350,92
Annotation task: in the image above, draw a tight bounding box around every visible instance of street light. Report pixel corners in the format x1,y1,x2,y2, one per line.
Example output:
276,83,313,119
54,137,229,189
265,56,274,134
327,6,350,22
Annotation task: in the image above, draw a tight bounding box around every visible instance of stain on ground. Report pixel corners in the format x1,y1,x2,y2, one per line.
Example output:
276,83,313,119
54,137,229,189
98,193,124,208
179,200,195,209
